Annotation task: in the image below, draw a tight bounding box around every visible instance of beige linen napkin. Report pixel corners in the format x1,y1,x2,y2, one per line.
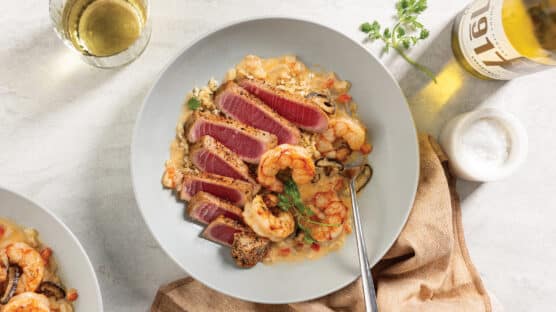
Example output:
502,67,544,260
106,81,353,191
151,135,492,312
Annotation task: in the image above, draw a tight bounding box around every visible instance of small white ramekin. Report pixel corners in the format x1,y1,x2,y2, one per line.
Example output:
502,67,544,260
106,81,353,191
439,107,528,182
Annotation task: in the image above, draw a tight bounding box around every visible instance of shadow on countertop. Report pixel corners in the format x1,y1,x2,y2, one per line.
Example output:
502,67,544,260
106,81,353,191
399,22,506,137
397,22,503,201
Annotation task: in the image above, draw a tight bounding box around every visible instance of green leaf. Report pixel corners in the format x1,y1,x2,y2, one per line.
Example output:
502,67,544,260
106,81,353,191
359,0,435,82
187,97,201,110
304,218,341,227
303,234,315,244
402,38,411,49
296,217,316,244
360,22,373,33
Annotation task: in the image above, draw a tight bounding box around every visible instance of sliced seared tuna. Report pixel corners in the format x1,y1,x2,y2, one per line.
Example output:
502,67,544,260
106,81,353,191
187,192,243,225
239,79,329,133
215,81,300,144
186,111,278,163
202,216,246,246
180,172,255,206
189,135,256,184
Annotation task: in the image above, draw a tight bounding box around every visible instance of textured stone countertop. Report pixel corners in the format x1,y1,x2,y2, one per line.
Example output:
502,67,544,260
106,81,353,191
1,0,554,311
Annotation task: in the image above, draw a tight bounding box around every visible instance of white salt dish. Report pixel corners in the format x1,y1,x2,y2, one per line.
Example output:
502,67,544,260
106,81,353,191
439,107,527,182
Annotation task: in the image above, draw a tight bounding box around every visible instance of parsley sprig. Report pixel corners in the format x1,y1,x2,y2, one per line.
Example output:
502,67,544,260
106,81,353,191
187,97,201,110
277,179,340,244
360,0,436,82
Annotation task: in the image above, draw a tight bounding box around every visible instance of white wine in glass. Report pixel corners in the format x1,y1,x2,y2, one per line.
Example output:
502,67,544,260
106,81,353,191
50,0,151,68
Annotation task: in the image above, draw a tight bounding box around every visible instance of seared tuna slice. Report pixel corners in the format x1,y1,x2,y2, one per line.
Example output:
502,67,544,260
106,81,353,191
215,81,300,144
231,231,271,268
202,216,247,246
239,79,328,133
187,192,243,225
180,172,255,206
186,111,278,163
190,135,256,184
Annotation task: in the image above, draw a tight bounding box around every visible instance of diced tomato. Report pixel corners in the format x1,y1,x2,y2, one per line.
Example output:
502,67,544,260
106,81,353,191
311,243,321,252
337,93,352,103
0,225,4,238
325,78,335,89
66,289,79,302
40,247,53,264
360,143,373,154
279,248,291,256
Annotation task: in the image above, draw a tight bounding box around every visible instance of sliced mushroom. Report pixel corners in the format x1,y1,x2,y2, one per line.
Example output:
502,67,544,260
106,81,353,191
37,281,66,300
311,172,321,183
0,266,20,304
306,92,335,114
315,158,344,176
354,164,373,192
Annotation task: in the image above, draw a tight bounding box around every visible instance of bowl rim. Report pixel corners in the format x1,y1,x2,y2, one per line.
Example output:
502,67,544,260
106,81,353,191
131,15,419,304
0,185,104,311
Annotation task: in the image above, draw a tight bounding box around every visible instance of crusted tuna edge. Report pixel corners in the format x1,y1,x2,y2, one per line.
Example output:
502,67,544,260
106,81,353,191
201,215,248,246
180,171,256,206
214,81,301,144
187,191,244,225
231,231,271,268
189,135,258,185
185,111,278,147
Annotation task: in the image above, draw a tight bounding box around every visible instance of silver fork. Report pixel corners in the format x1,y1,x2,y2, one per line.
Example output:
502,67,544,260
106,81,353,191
347,168,378,312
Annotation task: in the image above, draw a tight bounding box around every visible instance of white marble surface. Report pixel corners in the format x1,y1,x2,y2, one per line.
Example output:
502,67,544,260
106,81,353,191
1,0,554,311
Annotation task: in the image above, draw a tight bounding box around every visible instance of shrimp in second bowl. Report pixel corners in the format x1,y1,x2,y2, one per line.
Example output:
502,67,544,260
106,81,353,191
316,116,367,161
4,242,45,294
257,144,315,193
2,292,51,312
304,191,349,242
243,195,295,242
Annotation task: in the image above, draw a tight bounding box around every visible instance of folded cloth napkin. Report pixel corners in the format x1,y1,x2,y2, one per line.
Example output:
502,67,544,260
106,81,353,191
151,135,492,312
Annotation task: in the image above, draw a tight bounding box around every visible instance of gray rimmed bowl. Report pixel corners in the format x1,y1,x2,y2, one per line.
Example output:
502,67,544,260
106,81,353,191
0,186,103,311
131,17,418,304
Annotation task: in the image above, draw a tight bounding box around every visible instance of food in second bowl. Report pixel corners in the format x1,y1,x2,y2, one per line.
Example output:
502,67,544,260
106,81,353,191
163,55,373,268
0,218,78,311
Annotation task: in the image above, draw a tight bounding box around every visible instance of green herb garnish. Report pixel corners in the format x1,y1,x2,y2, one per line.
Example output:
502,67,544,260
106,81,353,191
360,0,436,82
187,97,201,110
278,179,340,244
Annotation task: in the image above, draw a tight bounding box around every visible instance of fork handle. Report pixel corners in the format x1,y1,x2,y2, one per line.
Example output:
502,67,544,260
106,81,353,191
350,179,379,312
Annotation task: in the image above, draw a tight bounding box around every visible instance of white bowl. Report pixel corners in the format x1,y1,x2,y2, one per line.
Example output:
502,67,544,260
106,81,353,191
0,186,103,311
131,17,419,303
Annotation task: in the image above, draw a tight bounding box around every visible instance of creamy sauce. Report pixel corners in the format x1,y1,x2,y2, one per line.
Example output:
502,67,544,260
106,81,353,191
0,218,30,248
163,55,370,265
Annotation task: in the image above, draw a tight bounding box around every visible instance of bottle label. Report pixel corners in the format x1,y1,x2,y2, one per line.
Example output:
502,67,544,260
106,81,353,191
457,0,543,79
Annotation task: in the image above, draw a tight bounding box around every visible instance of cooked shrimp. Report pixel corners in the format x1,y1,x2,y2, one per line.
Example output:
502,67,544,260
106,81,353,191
0,249,8,282
243,195,295,242
2,292,50,312
257,144,315,192
305,191,348,242
316,116,366,160
4,242,45,294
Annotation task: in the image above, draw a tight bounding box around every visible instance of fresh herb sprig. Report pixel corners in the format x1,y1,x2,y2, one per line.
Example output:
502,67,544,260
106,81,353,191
277,179,340,244
360,0,436,82
187,96,201,110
